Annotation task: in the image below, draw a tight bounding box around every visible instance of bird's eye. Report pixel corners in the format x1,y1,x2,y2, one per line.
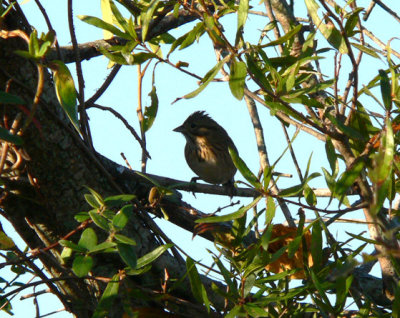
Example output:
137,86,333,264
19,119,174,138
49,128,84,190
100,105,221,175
190,123,196,129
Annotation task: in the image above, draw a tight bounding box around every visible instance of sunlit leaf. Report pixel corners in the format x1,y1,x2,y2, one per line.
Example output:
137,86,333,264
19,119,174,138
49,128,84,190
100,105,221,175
141,0,159,41
0,231,15,250
184,56,229,99
114,234,136,246
141,86,158,132
263,24,302,47
351,42,380,59
89,241,117,254
136,244,173,268
237,0,249,31
78,15,130,40
49,60,80,133
78,228,98,251
229,60,247,100
89,211,110,231
305,0,348,53
112,204,133,229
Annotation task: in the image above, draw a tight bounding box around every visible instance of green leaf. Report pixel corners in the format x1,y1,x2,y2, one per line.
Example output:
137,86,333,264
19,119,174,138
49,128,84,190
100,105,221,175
0,91,25,104
74,212,90,222
29,29,39,57
99,47,131,65
100,0,115,39
324,112,365,140
141,0,159,41
78,15,130,40
78,228,98,251
335,275,353,312
178,22,205,51
92,273,120,318
0,231,15,250
351,42,380,59
104,194,136,207
346,232,380,244
186,257,210,311
305,0,348,54
237,0,249,30
89,241,117,254
0,127,23,145
279,172,320,197
37,41,52,57
310,271,335,312
112,204,133,229
265,196,276,225
378,120,394,183
304,184,317,206
197,196,261,223
325,137,338,176
243,303,268,316
49,60,79,133
59,240,88,253
184,56,229,99
109,0,129,34
214,256,239,298
229,147,262,189
114,234,136,246
379,69,392,110
334,160,364,198
85,194,101,209
263,24,302,47
136,243,173,268
72,255,93,277
141,85,158,132
344,10,360,37
311,221,323,271
229,60,247,100
117,243,137,268
89,211,110,231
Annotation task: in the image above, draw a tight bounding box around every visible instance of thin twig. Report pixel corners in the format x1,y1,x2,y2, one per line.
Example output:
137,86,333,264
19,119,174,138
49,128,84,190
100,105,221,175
67,0,92,147
85,103,151,159
86,64,122,105
372,0,400,23
244,92,295,227
281,124,302,182
264,0,283,54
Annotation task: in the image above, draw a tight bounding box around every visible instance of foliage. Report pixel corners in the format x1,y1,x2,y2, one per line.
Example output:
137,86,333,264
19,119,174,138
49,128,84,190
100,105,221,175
0,0,400,317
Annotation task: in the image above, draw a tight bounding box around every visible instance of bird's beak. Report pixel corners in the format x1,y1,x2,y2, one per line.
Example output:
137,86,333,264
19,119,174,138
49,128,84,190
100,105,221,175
173,125,185,133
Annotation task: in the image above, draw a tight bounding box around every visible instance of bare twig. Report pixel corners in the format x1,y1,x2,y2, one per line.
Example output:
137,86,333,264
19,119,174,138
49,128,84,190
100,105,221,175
67,0,92,147
86,64,122,105
86,103,151,159
244,93,295,227
372,0,400,23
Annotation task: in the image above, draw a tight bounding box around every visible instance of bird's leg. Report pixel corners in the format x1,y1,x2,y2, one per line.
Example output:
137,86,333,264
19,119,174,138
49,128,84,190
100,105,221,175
223,179,237,199
189,176,200,197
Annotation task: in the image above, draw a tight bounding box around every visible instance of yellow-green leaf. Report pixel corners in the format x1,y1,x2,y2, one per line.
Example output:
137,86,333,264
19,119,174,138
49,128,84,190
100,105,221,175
49,60,80,133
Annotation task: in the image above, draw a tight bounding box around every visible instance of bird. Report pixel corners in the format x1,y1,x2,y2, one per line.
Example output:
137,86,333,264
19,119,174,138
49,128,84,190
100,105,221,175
173,111,238,190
